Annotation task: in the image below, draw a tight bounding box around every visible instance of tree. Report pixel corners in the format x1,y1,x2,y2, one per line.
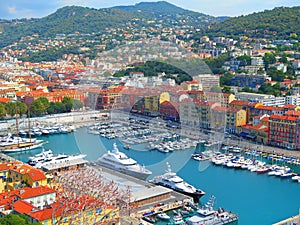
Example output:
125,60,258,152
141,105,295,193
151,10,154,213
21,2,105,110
220,73,233,86
62,97,74,112
222,86,232,94
5,102,16,117
237,55,251,66
73,99,84,110
0,103,6,120
16,101,28,117
47,102,56,115
54,102,66,113
37,97,50,111
30,100,45,117
0,214,41,225
263,52,276,69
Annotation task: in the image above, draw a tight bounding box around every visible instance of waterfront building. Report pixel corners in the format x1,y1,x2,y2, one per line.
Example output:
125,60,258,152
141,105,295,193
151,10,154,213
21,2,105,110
159,101,179,121
268,112,300,150
196,101,216,130
211,105,227,131
0,162,47,192
95,87,123,110
17,89,85,105
206,92,235,107
180,98,200,128
226,108,247,134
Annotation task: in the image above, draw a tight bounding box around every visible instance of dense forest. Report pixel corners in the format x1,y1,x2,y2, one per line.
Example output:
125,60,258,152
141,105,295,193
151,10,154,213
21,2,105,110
193,6,300,40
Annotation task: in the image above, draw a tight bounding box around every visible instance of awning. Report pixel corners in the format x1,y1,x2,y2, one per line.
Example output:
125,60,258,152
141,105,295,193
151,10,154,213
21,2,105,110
239,132,248,137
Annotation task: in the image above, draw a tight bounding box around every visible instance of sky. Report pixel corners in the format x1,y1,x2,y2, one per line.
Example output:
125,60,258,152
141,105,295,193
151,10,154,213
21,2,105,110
0,0,299,20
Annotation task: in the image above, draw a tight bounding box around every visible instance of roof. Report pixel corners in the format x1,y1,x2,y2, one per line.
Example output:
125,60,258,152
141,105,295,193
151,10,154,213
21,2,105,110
230,100,250,106
13,200,37,214
15,186,56,199
269,114,298,121
131,186,171,202
8,162,46,181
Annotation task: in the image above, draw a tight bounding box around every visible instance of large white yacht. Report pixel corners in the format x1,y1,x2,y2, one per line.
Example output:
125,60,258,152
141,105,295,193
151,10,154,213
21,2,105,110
150,163,205,202
97,143,152,180
29,150,87,169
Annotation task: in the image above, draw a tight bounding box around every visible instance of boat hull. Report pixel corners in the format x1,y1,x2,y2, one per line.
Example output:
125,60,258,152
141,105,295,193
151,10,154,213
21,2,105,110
97,161,151,180
154,181,205,202
0,141,45,153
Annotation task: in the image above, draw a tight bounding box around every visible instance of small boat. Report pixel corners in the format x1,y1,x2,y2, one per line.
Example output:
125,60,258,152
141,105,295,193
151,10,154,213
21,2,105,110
291,175,300,182
256,166,269,174
123,145,130,150
157,212,170,220
171,215,184,224
143,216,156,224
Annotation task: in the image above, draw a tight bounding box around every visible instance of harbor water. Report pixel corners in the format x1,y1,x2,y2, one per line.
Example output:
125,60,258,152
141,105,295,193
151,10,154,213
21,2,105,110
6,127,300,225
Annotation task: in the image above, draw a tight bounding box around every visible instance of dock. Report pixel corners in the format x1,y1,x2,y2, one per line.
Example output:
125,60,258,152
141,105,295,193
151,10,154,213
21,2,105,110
273,214,300,225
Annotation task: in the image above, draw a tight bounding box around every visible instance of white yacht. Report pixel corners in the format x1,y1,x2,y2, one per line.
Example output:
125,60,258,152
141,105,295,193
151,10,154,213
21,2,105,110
33,152,87,169
28,148,53,166
149,163,205,202
97,143,152,180
187,196,233,225
0,134,45,153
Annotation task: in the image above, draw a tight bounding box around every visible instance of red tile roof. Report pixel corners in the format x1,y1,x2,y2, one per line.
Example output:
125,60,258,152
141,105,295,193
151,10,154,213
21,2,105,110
13,200,37,214
15,186,55,199
230,100,250,106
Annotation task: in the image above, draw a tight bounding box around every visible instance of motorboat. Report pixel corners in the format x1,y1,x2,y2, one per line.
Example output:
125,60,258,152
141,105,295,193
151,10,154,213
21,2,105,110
171,215,184,224
191,153,210,161
34,152,87,169
149,162,205,202
187,196,233,225
156,212,170,220
27,148,53,166
97,143,152,180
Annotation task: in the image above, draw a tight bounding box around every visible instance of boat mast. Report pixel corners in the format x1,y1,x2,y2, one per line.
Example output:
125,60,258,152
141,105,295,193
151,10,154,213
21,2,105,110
16,103,19,147
28,106,31,143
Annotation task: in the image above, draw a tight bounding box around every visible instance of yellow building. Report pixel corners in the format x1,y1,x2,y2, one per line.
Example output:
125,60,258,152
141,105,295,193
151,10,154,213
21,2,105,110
181,80,202,91
0,162,47,191
226,108,247,134
206,92,236,107
144,95,159,113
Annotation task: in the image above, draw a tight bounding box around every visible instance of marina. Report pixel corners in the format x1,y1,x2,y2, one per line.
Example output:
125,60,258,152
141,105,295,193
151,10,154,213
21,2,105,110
3,126,300,225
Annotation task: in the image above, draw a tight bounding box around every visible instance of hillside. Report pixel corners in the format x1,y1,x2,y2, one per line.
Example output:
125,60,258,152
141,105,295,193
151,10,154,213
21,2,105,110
198,6,300,39
0,1,222,49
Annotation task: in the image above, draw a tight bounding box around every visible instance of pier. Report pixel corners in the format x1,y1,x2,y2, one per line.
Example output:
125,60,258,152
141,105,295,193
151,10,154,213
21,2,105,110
273,214,300,225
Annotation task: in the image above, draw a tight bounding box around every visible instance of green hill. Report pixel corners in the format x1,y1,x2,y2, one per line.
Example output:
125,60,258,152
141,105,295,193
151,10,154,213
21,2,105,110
199,6,300,39
0,1,222,48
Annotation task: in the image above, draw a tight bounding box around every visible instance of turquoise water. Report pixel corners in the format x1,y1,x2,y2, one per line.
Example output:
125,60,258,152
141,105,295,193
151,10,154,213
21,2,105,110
7,127,300,225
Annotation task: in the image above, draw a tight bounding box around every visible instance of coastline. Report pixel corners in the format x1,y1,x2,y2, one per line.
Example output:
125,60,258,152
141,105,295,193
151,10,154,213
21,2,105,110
1,110,300,160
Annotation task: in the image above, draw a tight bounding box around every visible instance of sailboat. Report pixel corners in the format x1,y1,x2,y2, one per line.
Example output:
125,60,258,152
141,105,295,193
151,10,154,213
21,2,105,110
0,106,46,153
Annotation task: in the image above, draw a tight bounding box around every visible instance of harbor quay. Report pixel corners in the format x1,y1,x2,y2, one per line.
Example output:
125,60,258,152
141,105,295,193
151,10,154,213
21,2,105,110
0,110,108,133
273,214,300,225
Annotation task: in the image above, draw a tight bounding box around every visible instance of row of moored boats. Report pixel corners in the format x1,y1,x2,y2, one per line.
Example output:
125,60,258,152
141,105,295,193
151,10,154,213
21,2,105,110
211,153,300,182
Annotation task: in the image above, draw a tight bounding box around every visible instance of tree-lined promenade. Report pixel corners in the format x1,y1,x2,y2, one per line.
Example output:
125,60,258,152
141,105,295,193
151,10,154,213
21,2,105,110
0,97,84,120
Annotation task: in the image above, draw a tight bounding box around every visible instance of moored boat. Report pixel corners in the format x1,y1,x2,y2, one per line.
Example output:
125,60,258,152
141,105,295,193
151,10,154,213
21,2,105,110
97,143,152,180
149,162,205,202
